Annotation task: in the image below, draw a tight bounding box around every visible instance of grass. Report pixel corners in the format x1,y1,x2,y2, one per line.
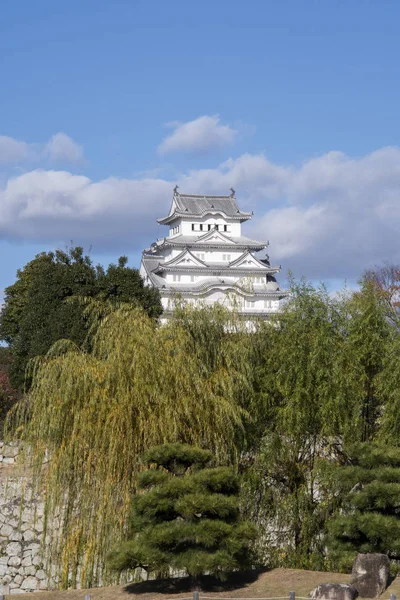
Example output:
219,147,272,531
9,568,400,600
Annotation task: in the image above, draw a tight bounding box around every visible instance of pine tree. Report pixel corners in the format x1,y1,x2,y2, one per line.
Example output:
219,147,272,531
107,443,257,581
328,443,400,569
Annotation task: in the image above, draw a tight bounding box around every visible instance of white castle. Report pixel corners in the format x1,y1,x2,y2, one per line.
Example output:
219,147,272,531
140,187,288,317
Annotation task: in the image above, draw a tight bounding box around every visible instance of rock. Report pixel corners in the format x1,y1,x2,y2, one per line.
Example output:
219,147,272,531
3,446,18,459
22,565,36,576
9,532,22,542
351,553,390,598
10,588,26,594
39,578,48,590
21,556,31,567
14,574,23,584
0,565,7,577
0,524,14,537
22,530,35,542
21,576,37,590
5,542,22,557
25,543,40,553
31,554,42,567
8,556,21,567
3,458,15,465
0,556,9,565
35,569,46,580
310,583,358,600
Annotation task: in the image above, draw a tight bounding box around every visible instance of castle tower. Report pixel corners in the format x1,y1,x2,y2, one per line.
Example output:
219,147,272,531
140,188,288,317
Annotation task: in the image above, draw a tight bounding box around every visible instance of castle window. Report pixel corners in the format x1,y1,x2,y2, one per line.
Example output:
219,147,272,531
173,274,181,282
191,224,195,231
199,224,203,231
264,300,272,309
190,275,196,282
222,254,231,262
208,224,212,231
224,225,228,232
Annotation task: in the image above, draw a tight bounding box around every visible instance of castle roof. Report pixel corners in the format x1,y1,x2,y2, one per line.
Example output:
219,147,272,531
146,233,268,253
157,189,252,224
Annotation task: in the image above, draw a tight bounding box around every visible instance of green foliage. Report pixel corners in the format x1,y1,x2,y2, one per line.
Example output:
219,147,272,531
107,443,257,580
5,270,399,585
241,276,394,569
0,247,162,388
6,303,250,587
328,443,400,569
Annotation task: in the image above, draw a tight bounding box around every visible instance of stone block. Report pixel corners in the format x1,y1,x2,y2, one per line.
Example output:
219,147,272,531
35,569,46,580
39,578,48,590
1,523,14,537
22,530,35,542
3,446,19,459
9,531,22,542
8,556,21,567
22,565,36,576
3,458,15,465
0,564,7,576
14,574,23,584
310,583,358,600
10,587,26,593
32,555,42,567
24,543,40,553
351,553,390,598
21,556,32,567
21,576,38,590
6,542,22,556
0,556,9,565
34,520,44,533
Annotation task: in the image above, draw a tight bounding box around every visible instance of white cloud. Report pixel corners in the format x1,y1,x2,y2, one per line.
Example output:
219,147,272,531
45,133,83,163
1,147,400,282
0,136,32,163
0,133,83,165
158,115,237,155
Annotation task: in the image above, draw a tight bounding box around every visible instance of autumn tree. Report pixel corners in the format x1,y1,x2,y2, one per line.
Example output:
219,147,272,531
364,262,400,311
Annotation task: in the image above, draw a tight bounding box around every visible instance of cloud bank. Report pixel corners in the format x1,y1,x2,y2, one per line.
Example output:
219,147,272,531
158,115,237,155
0,133,83,165
1,146,400,282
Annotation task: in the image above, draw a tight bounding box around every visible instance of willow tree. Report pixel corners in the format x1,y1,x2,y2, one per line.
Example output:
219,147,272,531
6,303,250,588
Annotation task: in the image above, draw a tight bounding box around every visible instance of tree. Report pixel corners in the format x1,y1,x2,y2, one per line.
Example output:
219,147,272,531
0,247,162,387
328,443,400,570
345,278,392,441
241,276,394,569
364,262,400,311
6,303,250,588
241,278,361,570
107,443,257,582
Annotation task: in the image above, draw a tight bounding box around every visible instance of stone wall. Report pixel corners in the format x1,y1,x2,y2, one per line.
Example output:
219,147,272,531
0,442,49,594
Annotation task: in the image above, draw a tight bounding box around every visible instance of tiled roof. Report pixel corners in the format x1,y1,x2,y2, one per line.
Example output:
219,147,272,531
146,235,268,251
175,193,251,218
158,190,252,223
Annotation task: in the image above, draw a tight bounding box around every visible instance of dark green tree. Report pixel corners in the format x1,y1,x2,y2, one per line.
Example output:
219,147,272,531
0,247,162,387
328,443,400,570
107,443,257,581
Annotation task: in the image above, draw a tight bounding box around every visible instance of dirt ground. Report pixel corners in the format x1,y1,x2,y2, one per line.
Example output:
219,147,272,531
12,567,400,600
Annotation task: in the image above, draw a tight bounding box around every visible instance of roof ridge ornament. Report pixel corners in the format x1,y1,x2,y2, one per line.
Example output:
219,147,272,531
173,184,179,195
230,187,236,197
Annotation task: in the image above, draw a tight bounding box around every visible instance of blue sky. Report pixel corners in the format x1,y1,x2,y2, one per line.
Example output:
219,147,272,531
1,0,400,292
